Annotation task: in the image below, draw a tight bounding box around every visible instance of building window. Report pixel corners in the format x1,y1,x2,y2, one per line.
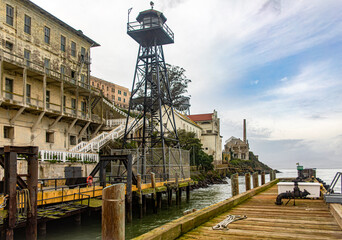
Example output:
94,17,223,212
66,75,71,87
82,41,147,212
46,90,50,108
97,83,100,88
102,85,104,90
92,82,94,86
26,84,31,104
24,49,30,67
106,86,109,91
81,47,86,61
111,88,114,92
61,35,66,52
4,126,14,139
44,26,50,44
80,75,85,87
81,101,86,117
60,65,65,78
6,5,14,26
44,58,50,74
124,98,126,103
118,97,121,101
71,70,76,84
5,78,13,99
118,90,122,94
71,41,76,57
46,131,54,143
71,98,76,115
112,95,115,100
24,15,31,34
69,135,77,145
124,92,127,96
5,41,13,51
63,95,66,113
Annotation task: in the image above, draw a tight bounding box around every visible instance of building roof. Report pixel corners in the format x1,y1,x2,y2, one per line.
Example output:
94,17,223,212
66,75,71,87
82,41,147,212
187,113,213,122
23,0,100,47
175,111,201,129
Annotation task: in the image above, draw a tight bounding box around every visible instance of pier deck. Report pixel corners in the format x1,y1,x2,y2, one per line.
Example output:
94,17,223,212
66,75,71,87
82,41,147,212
179,185,342,240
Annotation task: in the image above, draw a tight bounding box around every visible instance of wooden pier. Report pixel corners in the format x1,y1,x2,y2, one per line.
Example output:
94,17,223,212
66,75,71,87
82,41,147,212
134,179,342,240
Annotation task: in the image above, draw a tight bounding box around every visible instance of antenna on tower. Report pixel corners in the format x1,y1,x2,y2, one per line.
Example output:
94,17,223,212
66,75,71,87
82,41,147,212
150,1,154,9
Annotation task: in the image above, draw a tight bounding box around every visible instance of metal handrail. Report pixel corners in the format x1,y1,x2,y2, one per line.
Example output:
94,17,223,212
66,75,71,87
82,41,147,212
327,172,342,193
127,20,174,41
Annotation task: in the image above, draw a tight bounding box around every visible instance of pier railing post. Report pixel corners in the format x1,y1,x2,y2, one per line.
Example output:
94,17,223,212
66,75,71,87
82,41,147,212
245,173,251,191
261,171,265,185
252,172,259,188
102,183,125,240
126,155,132,223
231,173,239,196
273,170,277,180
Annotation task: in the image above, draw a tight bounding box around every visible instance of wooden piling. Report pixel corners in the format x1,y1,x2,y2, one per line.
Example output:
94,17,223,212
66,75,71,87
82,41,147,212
102,183,125,240
151,172,157,213
157,192,162,209
142,195,147,215
179,188,182,205
137,174,143,218
186,185,190,203
252,172,259,188
38,222,46,238
231,173,239,196
168,187,172,206
74,213,81,226
270,170,274,181
261,171,265,185
175,174,179,205
245,173,251,191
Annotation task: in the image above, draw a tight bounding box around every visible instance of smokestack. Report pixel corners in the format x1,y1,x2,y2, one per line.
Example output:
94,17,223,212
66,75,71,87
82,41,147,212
243,119,246,143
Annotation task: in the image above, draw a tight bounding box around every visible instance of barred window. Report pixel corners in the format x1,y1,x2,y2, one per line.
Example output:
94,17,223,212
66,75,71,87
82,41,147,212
61,35,66,52
24,15,31,34
71,41,76,57
44,27,50,44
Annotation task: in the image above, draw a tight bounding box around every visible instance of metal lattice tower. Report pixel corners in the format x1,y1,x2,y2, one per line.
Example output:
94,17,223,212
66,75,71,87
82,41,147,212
124,5,181,179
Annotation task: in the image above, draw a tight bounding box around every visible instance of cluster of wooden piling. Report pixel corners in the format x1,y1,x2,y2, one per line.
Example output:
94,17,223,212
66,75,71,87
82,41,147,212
231,171,277,196
135,173,192,219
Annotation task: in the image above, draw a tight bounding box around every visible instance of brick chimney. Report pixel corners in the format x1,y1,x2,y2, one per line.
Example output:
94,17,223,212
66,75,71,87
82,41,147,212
243,119,247,143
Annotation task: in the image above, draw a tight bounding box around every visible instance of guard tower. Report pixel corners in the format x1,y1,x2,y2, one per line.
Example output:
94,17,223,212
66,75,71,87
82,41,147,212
124,3,181,180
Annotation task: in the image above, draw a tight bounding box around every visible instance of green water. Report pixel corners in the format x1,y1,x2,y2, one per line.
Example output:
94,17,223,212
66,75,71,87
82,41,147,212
14,175,268,240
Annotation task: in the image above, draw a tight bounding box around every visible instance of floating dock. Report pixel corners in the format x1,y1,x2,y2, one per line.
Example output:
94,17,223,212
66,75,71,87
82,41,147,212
134,179,342,240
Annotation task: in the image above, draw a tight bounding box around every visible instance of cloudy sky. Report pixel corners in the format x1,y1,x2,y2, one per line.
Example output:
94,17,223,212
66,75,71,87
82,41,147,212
31,0,342,169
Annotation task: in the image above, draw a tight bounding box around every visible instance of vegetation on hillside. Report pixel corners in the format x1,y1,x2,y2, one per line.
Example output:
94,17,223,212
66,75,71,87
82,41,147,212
228,152,272,173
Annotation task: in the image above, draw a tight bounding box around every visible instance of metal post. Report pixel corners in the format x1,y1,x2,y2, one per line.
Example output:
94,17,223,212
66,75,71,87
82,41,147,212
26,148,38,240
126,155,132,222
102,184,125,240
4,151,17,240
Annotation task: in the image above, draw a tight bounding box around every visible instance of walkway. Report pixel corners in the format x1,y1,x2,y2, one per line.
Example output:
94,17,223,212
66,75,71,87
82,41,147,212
179,185,342,239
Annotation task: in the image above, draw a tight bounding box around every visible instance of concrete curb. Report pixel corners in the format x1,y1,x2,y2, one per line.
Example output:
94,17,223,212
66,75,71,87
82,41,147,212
133,179,280,240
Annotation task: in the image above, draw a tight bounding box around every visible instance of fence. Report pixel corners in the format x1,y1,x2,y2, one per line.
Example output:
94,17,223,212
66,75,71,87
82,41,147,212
111,147,190,183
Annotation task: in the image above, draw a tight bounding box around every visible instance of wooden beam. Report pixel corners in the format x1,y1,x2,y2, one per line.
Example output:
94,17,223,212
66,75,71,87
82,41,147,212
78,121,90,138
49,115,63,130
32,112,45,131
67,119,78,134
92,124,102,138
10,107,25,125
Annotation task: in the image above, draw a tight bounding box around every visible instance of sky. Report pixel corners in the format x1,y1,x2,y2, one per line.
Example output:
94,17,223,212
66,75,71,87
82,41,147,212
31,0,342,169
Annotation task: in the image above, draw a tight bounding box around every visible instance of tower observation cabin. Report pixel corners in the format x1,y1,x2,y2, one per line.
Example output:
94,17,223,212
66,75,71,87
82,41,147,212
127,7,174,46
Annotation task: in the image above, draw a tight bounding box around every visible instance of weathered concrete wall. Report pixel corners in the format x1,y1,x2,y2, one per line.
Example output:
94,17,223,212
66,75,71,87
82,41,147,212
0,160,97,179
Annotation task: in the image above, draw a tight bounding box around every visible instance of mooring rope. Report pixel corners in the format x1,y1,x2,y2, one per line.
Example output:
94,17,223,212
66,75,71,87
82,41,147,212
212,215,247,230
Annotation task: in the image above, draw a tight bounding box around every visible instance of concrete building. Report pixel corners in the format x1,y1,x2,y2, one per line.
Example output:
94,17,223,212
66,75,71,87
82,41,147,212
162,106,202,138
224,119,250,160
90,76,131,109
188,110,222,165
0,0,117,154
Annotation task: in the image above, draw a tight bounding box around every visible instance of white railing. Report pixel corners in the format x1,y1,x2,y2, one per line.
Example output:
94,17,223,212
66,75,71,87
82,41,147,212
78,119,144,153
106,118,126,127
69,141,88,152
39,150,99,163
103,98,128,117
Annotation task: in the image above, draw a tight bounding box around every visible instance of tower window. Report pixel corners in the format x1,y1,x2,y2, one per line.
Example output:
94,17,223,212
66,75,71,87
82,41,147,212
69,135,77,145
24,15,31,34
6,5,14,26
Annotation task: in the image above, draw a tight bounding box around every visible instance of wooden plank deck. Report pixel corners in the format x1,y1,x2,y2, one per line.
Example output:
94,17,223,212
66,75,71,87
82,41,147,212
179,185,342,240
